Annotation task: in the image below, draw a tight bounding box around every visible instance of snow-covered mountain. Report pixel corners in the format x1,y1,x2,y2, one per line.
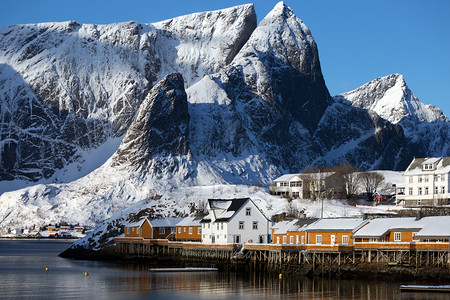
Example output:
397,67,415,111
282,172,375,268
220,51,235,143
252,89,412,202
335,74,450,157
0,2,448,232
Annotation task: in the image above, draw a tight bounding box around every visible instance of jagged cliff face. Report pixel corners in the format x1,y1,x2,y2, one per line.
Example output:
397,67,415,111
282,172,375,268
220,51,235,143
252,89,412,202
335,74,450,158
0,2,448,230
0,4,256,181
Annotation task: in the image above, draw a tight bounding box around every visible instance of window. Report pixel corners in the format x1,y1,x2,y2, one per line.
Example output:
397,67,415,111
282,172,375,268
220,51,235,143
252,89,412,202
409,188,413,195
369,238,377,243
239,221,244,230
283,236,287,244
159,228,165,235
290,236,294,244
316,235,322,245
252,221,258,230
425,187,429,195
417,199,421,206
178,227,181,233
424,175,429,182
189,227,193,235
442,175,446,182
184,227,186,232
198,228,201,235
342,235,349,245
292,192,299,198
394,232,401,241
246,208,251,216
127,228,129,234
208,224,210,229
418,176,423,183
418,187,422,195
290,181,302,187
413,233,419,241
171,227,175,234
296,235,299,244
301,236,305,244
224,235,226,239
217,223,219,230
136,228,139,235
435,186,439,194
442,186,446,194
221,223,223,230
277,236,280,244
409,176,413,183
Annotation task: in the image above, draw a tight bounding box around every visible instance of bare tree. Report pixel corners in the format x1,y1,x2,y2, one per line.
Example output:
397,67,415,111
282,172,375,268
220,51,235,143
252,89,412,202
358,171,385,201
330,162,361,200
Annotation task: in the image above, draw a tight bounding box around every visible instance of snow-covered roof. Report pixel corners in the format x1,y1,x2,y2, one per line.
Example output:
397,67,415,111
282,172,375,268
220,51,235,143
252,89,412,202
127,218,148,228
273,219,318,234
306,218,367,232
352,216,450,239
272,220,298,234
423,157,441,164
413,216,450,239
405,156,450,175
202,198,268,223
149,217,184,228
273,174,299,182
352,217,418,238
176,217,202,227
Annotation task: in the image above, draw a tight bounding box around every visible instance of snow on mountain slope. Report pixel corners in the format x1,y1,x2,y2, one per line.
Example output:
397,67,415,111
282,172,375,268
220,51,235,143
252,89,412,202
335,74,447,125
335,74,450,157
0,4,256,182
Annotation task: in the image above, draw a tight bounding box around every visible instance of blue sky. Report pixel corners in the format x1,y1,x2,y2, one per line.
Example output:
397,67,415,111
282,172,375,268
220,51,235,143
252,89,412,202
1,0,449,116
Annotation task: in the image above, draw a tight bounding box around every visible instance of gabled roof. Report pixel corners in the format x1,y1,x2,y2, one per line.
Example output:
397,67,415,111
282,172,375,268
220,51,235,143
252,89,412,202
176,216,202,227
149,217,184,228
272,218,318,234
126,218,148,228
306,218,368,232
352,216,450,239
202,198,249,223
273,174,300,182
405,156,450,175
201,198,270,223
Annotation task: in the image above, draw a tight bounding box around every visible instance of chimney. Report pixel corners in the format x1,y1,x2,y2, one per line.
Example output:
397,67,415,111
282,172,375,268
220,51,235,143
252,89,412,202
416,211,423,221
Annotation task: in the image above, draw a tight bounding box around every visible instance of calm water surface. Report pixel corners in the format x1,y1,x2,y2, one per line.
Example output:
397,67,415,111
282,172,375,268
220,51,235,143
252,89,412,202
0,239,446,299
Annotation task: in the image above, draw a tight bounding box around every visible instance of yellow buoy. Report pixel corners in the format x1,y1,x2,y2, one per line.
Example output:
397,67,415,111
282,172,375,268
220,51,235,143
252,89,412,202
279,273,282,279
45,267,49,271
84,272,89,276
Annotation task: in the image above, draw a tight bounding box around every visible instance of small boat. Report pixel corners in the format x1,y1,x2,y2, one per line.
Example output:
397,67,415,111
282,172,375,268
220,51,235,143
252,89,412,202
149,267,218,272
400,285,450,292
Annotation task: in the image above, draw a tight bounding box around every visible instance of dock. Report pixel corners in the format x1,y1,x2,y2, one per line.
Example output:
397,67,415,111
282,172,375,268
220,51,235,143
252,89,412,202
400,285,450,292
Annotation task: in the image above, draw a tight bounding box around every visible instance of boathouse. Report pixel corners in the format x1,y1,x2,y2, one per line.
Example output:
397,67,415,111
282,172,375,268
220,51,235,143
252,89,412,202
176,217,202,242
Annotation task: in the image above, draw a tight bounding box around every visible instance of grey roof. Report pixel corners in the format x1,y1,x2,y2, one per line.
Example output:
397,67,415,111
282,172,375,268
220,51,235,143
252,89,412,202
149,217,184,228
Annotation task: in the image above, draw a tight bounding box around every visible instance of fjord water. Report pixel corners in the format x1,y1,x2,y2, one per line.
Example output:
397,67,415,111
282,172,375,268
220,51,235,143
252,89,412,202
0,239,445,299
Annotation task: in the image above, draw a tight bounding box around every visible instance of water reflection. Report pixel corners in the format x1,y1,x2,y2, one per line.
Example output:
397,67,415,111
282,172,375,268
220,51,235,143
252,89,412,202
1,240,449,299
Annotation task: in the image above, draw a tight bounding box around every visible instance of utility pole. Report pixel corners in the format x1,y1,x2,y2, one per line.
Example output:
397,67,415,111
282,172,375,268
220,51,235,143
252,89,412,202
320,170,323,219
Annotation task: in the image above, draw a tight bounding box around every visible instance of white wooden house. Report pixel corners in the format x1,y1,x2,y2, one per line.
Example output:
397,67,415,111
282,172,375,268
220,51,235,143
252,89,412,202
396,157,450,207
200,198,272,245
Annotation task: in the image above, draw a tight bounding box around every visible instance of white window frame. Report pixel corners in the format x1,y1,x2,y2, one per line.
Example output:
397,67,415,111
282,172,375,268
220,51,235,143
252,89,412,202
189,227,193,235
290,236,294,244
283,236,287,244
316,235,322,245
198,228,201,235
394,232,401,242
159,228,165,235
246,208,251,216
342,235,349,245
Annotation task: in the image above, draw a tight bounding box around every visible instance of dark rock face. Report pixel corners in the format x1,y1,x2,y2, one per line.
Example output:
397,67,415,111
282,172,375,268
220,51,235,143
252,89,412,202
112,73,190,173
0,5,257,182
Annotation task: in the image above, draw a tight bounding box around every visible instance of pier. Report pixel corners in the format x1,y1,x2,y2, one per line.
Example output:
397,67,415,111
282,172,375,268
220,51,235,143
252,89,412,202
114,237,450,278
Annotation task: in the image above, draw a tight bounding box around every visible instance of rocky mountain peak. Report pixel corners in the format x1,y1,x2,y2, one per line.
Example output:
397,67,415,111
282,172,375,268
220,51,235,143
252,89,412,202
112,73,190,172
231,2,332,131
335,73,448,125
